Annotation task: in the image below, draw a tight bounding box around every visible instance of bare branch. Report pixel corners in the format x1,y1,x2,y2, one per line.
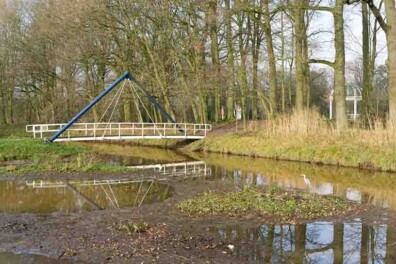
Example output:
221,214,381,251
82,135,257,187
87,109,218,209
309,59,335,67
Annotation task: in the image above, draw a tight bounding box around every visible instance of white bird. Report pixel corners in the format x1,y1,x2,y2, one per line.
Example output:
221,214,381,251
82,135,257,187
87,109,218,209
301,174,311,186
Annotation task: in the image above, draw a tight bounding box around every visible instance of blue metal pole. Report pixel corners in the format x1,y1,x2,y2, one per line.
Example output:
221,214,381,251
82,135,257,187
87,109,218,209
49,72,131,142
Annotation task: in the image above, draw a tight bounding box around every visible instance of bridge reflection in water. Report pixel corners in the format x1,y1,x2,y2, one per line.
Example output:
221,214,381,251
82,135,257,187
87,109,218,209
0,161,211,214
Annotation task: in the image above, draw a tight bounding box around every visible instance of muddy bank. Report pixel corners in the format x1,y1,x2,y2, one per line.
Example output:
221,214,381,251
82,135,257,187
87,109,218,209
0,174,247,263
0,171,387,263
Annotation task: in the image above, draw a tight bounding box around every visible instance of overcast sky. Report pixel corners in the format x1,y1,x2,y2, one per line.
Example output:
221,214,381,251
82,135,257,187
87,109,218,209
309,4,388,67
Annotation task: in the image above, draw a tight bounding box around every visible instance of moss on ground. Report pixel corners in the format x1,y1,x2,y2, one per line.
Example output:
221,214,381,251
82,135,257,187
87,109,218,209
178,186,359,223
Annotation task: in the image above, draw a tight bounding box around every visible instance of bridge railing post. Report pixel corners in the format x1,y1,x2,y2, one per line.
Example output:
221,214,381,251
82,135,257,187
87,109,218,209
184,123,187,138
118,123,121,138
142,123,144,138
94,123,96,139
163,123,166,137
33,125,37,138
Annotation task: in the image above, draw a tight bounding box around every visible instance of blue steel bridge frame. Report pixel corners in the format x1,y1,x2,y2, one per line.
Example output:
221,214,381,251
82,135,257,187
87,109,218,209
49,71,183,142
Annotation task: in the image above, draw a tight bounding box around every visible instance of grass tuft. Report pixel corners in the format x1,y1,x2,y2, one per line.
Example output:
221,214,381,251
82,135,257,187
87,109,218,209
178,185,359,223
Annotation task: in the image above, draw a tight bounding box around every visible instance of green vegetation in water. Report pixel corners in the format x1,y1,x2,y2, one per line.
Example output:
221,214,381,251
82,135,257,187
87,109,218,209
178,185,358,223
113,221,150,234
0,137,128,174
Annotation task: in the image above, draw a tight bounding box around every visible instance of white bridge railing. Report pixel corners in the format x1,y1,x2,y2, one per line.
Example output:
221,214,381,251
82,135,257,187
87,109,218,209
26,122,212,142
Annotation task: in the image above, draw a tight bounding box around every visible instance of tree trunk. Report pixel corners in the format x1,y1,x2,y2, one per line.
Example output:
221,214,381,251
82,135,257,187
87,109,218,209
333,0,347,131
225,0,235,120
362,2,373,123
237,10,249,125
384,0,396,125
263,0,278,115
280,6,286,113
208,0,220,122
294,0,305,111
251,11,261,119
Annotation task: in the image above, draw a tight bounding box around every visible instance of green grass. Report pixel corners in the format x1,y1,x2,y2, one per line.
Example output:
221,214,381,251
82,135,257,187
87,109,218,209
178,186,358,223
0,124,29,138
0,138,85,161
189,131,396,172
0,137,128,174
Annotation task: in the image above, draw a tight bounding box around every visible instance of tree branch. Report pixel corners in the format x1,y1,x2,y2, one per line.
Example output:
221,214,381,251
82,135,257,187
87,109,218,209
344,0,388,33
309,59,335,67
365,0,388,33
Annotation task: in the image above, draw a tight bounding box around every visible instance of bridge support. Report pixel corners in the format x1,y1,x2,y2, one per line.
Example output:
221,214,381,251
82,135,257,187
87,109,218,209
49,71,185,142
49,72,131,142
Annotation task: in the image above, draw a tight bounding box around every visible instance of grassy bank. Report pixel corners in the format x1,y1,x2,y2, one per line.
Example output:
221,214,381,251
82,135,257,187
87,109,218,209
190,111,396,172
178,186,359,223
0,137,128,174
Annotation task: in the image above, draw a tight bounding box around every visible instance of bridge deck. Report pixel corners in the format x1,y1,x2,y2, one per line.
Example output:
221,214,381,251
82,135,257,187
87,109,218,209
26,122,212,142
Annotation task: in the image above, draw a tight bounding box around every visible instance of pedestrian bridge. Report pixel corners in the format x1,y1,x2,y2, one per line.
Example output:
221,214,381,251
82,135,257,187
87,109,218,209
26,122,212,142
25,71,212,143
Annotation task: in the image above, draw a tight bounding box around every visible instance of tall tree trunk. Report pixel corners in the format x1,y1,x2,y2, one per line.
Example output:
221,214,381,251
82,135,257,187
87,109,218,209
225,0,235,120
302,11,310,108
384,0,396,125
362,2,373,124
6,87,14,124
263,0,278,115
237,11,249,125
251,11,261,119
333,0,347,131
294,0,305,111
208,0,220,122
280,6,286,113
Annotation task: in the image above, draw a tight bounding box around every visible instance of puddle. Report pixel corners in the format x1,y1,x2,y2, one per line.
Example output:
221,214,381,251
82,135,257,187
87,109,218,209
0,179,172,214
211,220,396,263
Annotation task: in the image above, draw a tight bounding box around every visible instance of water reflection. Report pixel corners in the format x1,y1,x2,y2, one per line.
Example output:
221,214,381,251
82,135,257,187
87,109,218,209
211,220,396,263
129,161,212,179
206,154,396,209
0,179,172,214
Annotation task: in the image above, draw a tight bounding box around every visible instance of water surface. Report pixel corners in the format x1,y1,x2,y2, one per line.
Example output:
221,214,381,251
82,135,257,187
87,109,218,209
0,179,172,214
211,220,396,263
